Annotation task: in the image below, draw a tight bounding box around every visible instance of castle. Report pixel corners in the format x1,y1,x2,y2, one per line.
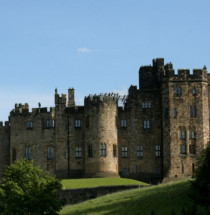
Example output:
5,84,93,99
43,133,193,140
0,58,209,183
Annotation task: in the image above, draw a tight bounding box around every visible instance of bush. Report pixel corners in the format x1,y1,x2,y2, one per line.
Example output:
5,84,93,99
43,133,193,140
0,159,62,215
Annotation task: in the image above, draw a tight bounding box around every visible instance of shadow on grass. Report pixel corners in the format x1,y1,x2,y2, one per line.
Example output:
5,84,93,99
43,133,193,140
60,181,192,215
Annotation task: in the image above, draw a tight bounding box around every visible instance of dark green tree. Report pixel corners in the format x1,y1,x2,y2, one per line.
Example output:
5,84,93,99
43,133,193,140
190,143,210,215
0,159,62,215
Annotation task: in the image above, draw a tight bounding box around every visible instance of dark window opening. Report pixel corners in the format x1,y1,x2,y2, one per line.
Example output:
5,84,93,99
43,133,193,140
88,144,93,158
100,143,106,157
113,144,117,157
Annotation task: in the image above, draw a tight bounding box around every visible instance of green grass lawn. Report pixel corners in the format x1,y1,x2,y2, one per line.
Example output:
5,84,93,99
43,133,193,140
60,180,192,215
61,178,148,189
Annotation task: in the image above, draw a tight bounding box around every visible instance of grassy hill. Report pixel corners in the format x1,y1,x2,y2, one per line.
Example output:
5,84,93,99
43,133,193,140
62,178,148,189
60,180,192,215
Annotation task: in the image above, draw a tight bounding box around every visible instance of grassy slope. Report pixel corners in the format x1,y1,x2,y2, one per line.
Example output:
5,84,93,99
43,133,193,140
62,178,148,189
60,180,192,215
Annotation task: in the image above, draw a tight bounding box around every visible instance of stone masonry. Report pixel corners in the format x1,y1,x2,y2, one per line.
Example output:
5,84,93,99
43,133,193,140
0,58,209,183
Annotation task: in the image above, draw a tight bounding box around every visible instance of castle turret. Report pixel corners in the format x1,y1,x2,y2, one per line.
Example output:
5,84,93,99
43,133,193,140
139,58,164,90
84,95,119,177
68,88,75,107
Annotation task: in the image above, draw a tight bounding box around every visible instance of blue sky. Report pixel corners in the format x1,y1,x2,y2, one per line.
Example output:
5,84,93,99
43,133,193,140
0,0,210,122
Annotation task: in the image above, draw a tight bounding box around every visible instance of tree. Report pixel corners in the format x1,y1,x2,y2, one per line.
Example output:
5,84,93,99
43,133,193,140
190,143,210,215
0,159,63,215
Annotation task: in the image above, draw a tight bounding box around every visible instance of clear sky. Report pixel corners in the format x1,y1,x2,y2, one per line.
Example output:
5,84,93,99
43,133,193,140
0,0,210,122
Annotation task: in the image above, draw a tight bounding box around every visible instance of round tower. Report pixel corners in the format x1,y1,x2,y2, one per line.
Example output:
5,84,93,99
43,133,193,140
84,95,119,177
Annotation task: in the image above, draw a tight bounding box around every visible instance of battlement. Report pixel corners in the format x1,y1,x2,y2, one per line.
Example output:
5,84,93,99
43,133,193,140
128,85,137,96
31,107,55,114
84,93,118,106
55,90,67,106
15,103,29,110
10,105,55,117
153,58,164,67
66,106,84,114
163,68,208,81
0,121,10,127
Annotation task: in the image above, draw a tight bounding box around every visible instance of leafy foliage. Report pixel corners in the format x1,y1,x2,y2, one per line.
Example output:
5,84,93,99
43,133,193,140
0,159,62,215
190,143,210,215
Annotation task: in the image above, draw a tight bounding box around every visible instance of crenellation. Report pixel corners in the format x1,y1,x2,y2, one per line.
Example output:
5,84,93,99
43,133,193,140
163,68,208,82
178,69,190,77
84,94,118,107
0,57,209,183
164,62,173,70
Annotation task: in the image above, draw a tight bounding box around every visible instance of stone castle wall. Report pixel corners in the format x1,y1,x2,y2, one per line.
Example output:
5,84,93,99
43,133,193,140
0,58,209,183
0,122,10,177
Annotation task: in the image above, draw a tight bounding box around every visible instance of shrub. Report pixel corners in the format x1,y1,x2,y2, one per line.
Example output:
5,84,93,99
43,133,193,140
0,159,62,215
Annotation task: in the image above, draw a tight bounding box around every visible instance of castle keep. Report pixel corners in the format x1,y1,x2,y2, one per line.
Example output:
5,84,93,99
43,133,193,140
0,58,209,182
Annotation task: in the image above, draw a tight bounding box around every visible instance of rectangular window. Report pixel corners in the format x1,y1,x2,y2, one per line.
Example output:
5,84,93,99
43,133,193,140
122,146,128,158
173,109,177,118
46,119,54,128
174,87,182,96
47,146,54,160
75,119,81,128
113,144,117,157
180,144,186,154
121,119,127,128
143,120,150,129
155,145,161,157
137,145,143,158
190,106,196,118
189,144,196,154
76,147,82,158
142,102,151,108
100,143,106,157
88,144,93,158
25,146,31,160
27,121,33,129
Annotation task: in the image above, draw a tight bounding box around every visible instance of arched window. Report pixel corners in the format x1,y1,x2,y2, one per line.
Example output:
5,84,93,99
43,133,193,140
179,129,186,140
47,146,54,160
189,130,196,139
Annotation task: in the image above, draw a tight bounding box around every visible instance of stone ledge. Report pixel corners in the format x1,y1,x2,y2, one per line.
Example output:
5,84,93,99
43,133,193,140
59,185,146,205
